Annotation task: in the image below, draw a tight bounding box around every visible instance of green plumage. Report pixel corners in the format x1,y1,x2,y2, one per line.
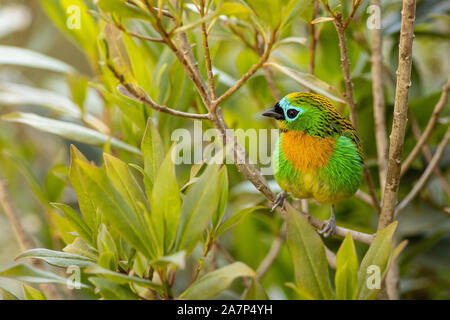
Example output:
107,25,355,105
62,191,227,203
265,92,363,205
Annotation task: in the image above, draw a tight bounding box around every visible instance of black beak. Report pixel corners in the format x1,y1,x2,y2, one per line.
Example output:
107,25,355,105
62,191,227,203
262,102,284,120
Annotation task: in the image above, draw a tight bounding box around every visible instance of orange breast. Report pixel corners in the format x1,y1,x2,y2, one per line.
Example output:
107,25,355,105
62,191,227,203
281,131,336,172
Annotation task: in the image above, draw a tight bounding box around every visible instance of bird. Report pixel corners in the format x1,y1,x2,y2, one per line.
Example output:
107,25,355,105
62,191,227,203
262,92,363,237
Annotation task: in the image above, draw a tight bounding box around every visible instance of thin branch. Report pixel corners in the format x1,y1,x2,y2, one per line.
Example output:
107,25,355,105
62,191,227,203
255,223,286,281
0,179,36,251
308,1,320,76
400,76,450,176
396,126,450,214
108,63,210,120
333,13,358,130
113,21,165,43
213,28,279,107
371,0,389,192
343,0,363,29
0,177,62,300
263,66,281,100
409,113,450,196
228,24,280,100
378,0,417,230
200,0,216,100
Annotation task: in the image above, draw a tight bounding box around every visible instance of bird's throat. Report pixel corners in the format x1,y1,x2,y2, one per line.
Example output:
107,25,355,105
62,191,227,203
280,130,336,172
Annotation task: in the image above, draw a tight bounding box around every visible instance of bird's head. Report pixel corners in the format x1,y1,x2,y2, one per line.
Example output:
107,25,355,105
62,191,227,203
262,92,336,133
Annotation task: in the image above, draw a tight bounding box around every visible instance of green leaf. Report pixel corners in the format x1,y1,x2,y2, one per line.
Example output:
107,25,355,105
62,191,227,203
0,263,88,288
16,248,96,268
0,45,75,73
85,265,163,292
335,233,358,300
63,238,98,261
0,286,19,300
97,0,152,21
357,221,398,300
98,252,117,271
175,164,221,253
1,112,140,155
97,224,119,268
23,285,46,300
211,166,229,230
285,282,314,300
311,17,335,24
244,280,269,300
214,206,265,238
174,11,218,34
151,251,186,269
151,145,181,254
51,212,77,245
88,277,138,300
180,262,255,299
265,62,346,103
51,203,94,247
104,153,149,216
74,159,156,260
40,0,99,64
104,23,135,84
67,73,88,111
286,207,334,300
141,118,165,190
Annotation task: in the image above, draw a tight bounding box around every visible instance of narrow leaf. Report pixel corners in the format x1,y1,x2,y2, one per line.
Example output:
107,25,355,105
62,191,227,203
286,207,334,300
180,262,255,299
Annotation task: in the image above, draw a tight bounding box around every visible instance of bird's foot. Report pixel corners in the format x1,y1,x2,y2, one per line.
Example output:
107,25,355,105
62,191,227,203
271,191,287,211
319,216,336,237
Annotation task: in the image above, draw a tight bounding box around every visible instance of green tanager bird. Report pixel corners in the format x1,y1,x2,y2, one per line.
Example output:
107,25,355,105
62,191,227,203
263,92,363,237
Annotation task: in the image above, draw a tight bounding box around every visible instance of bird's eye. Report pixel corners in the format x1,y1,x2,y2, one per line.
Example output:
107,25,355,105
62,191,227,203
286,109,299,119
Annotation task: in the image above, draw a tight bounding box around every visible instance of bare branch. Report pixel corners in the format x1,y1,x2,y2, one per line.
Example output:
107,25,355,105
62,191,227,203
213,28,279,106
400,76,450,176
255,223,286,281
371,0,389,192
378,0,417,230
409,113,450,196
108,63,210,120
0,177,62,300
308,1,320,78
396,126,450,214
199,1,216,101
333,13,358,130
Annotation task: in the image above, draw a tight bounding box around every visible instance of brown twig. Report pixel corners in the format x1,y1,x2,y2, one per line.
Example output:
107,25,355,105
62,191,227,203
400,77,450,176
107,63,210,120
213,28,279,107
378,0,416,231
370,0,389,192
308,1,320,76
409,113,450,196
0,178,62,300
396,126,450,214
255,223,286,281
333,13,358,130
200,0,216,100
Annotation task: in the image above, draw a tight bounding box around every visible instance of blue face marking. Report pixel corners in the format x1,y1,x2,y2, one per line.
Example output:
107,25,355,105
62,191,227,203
279,97,304,122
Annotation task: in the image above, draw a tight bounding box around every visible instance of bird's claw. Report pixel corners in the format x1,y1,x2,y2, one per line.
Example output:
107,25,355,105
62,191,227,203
319,217,336,237
271,191,287,211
